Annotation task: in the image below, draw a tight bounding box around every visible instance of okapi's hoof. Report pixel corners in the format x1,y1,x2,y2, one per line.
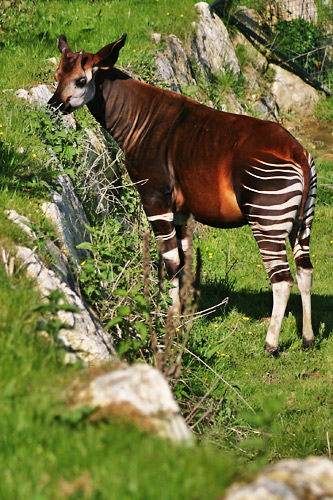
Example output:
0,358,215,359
264,343,279,358
302,338,314,349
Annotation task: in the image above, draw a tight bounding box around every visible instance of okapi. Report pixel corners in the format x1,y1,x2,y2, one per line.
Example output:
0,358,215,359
48,34,317,354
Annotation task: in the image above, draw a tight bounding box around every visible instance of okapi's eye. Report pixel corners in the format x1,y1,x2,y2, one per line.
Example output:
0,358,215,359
76,77,87,88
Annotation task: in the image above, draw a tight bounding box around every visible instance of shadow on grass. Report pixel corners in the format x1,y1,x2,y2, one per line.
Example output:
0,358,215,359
199,279,333,345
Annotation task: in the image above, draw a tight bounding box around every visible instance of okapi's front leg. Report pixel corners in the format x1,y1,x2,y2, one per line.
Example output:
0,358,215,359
146,211,182,311
174,212,190,272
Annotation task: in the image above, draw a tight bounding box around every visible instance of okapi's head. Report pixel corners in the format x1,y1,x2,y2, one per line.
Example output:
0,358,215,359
48,34,127,113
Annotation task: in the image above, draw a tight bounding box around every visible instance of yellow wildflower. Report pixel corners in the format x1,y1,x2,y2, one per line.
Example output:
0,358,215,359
32,153,37,158
180,14,184,17
257,264,263,269
248,331,252,335
81,261,86,266
243,317,250,321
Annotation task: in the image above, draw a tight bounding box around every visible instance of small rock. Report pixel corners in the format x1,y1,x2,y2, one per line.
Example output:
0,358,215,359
151,33,161,44
75,363,193,442
46,57,57,65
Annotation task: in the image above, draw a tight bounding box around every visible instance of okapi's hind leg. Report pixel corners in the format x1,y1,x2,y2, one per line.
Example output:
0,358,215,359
251,228,294,354
289,161,316,347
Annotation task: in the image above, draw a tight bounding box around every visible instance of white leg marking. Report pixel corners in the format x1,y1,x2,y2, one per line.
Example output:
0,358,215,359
296,268,314,345
265,281,293,352
169,277,180,313
181,237,190,253
162,247,180,266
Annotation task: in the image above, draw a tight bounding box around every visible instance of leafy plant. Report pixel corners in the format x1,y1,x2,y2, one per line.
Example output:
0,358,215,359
274,18,331,80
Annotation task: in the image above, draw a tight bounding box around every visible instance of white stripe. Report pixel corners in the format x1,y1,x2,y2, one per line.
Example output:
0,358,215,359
249,212,297,221
254,159,302,170
245,171,302,182
250,165,299,174
242,184,302,195
156,229,176,241
250,219,293,231
147,213,174,222
244,194,302,211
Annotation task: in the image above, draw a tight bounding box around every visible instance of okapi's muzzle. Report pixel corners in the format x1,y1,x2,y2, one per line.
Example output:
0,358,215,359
47,94,73,114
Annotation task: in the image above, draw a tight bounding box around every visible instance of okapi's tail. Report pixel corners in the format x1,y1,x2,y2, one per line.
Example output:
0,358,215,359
297,152,317,233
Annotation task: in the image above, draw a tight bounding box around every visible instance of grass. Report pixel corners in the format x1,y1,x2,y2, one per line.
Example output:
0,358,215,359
0,1,332,498
0,263,238,499
0,0,198,90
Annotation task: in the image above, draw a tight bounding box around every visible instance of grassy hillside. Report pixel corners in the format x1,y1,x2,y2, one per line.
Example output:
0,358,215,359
0,1,332,498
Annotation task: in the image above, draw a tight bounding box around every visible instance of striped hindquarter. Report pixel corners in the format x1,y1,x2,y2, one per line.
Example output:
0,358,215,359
241,153,317,352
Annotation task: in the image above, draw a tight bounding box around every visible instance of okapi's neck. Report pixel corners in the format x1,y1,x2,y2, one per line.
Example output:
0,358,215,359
87,67,161,156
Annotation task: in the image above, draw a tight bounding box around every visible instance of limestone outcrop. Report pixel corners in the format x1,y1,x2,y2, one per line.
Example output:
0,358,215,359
269,63,319,115
191,2,240,78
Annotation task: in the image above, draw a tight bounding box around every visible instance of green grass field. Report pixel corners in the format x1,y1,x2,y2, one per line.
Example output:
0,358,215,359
0,1,332,498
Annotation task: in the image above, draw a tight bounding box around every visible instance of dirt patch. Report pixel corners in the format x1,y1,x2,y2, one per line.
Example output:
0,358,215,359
283,117,333,162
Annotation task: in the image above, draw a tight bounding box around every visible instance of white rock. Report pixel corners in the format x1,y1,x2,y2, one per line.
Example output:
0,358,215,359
16,84,76,129
269,64,319,115
29,84,53,106
76,363,193,442
222,457,333,500
163,35,196,88
42,174,92,271
155,51,181,92
192,2,240,78
5,209,36,238
15,245,115,364
279,0,317,23
46,57,57,65
151,33,161,44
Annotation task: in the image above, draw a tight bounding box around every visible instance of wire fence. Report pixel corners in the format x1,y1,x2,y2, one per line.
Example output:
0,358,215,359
211,0,333,92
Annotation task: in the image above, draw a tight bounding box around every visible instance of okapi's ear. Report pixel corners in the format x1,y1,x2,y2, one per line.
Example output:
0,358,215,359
57,35,72,55
93,34,127,71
